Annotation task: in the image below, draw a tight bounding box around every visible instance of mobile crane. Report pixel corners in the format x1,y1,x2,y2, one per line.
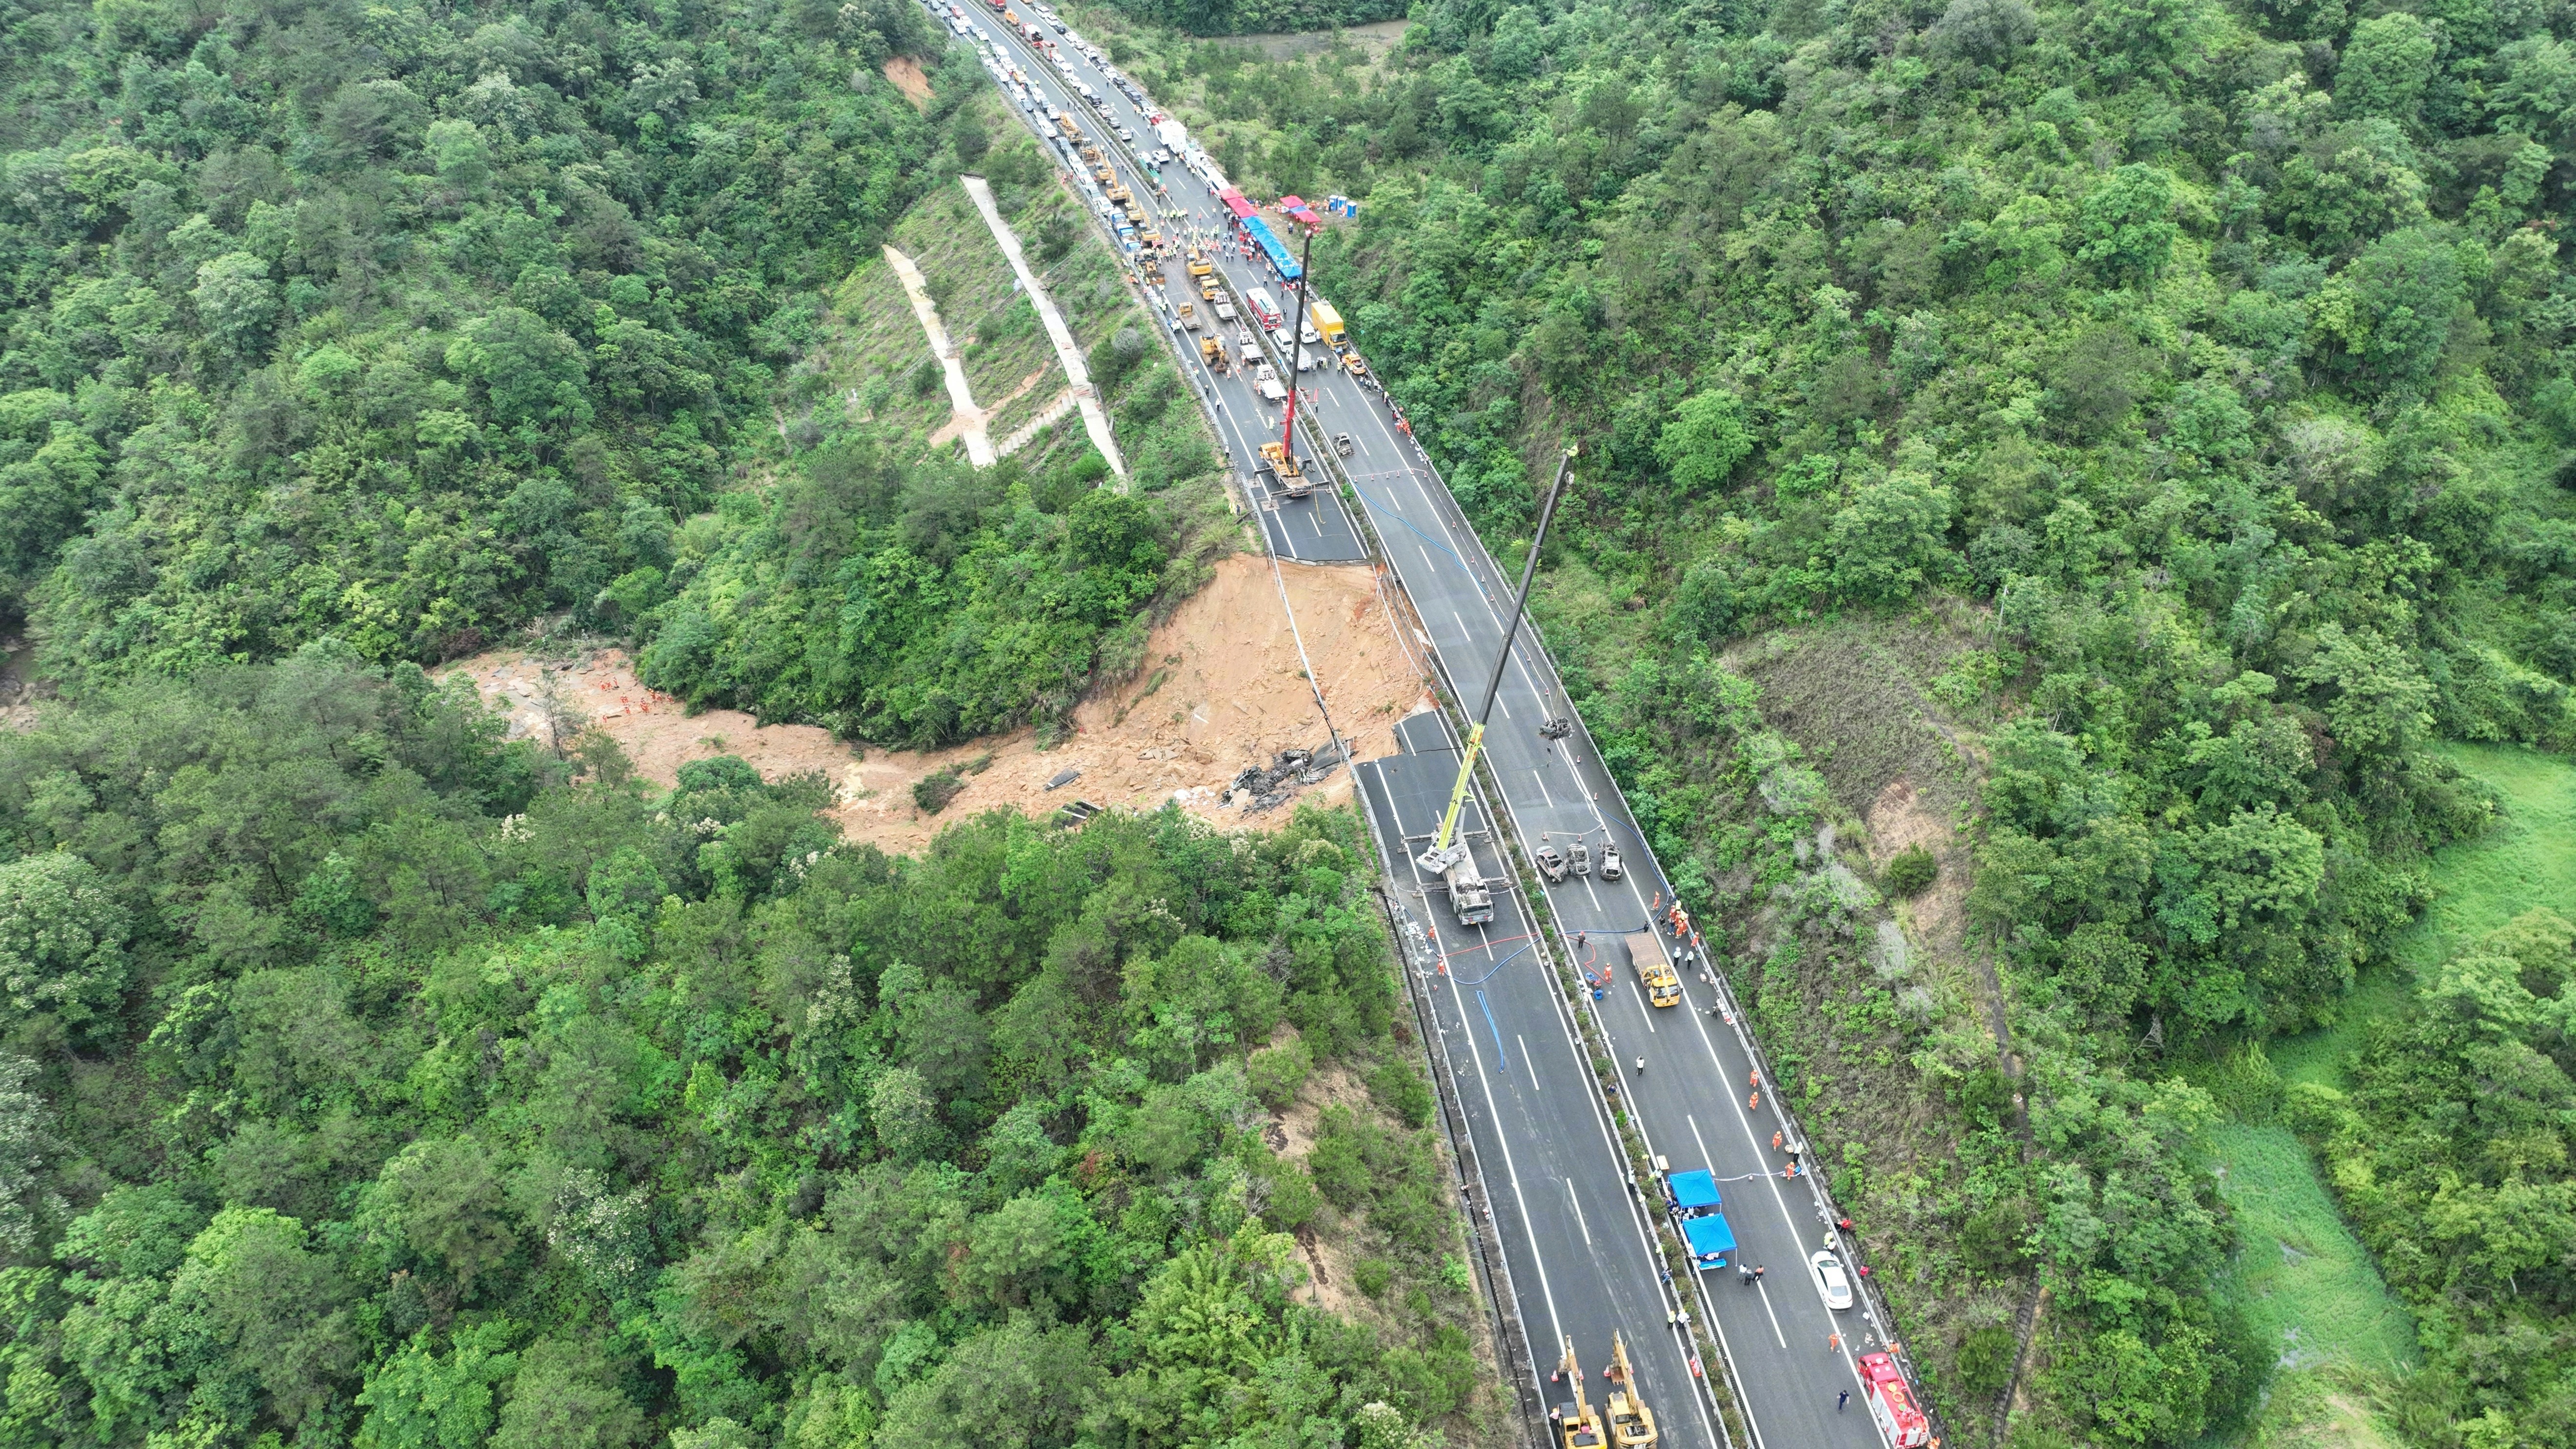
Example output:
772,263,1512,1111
1415,447,1575,924
1257,439,1313,500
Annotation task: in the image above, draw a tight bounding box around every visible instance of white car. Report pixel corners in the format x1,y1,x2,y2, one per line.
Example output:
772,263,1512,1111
1300,321,1319,344
1810,1251,1854,1311
1117,126,1135,142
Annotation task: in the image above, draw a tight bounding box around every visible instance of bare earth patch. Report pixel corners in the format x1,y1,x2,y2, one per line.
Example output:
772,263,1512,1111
1866,776,1967,956
881,56,932,108
445,557,1429,854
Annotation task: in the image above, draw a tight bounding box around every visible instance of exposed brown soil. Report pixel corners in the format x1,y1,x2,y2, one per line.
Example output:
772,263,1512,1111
882,56,933,108
444,557,1430,855
1866,776,1968,958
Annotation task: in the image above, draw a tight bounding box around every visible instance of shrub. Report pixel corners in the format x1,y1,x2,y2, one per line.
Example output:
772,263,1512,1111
1368,1058,1434,1128
1354,1257,1394,1298
1956,1324,2018,1396
1248,1037,1312,1109
913,769,966,814
1886,845,1938,896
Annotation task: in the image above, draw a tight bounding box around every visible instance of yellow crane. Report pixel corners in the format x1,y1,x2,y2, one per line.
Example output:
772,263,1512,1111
1414,445,1577,917
1604,1333,1658,1448
1555,1337,1605,1449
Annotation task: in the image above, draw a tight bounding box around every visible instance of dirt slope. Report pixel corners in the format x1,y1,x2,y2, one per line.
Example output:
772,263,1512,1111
447,556,1431,854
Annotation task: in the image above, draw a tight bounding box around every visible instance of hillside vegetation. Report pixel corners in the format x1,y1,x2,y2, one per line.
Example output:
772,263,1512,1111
1081,0,2576,1443
0,650,1489,1449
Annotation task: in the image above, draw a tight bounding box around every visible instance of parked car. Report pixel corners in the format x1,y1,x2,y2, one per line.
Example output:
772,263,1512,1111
1810,1251,1854,1311
1569,840,1591,876
1534,844,1569,883
1599,844,1624,881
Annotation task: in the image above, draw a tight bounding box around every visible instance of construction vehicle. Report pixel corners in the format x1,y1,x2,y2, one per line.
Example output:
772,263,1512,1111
1187,249,1212,279
1177,301,1198,330
1106,182,1130,203
1092,165,1115,185
1258,440,1313,500
1198,335,1227,372
1198,277,1217,302
1603,1335,1658,1449
1554,1339,1605,1449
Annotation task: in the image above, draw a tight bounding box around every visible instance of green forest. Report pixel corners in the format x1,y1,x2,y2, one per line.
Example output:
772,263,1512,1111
0,651,1483,1448
12,0,2576,1443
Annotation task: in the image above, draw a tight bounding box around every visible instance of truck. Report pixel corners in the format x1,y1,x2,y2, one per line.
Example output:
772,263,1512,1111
1253,370,1288,405
1635,933,1682,1007
1177,300,1198,330
1859,1353,1932,1448
1309,300,1345,347
1245,286,1281,329
1186,250,1211,279
1212,299,1237,324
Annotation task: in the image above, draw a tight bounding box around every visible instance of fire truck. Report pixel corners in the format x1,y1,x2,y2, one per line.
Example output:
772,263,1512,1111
1858,1352,1931,1448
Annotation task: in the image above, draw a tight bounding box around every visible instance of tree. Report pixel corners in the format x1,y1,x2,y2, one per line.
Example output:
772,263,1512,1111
492,1338,644,1449
370,1138,520,1297
1654,390,1755,493
446,308,593,430
190,251,276,357
2337,14,2438,122
2076,165,2179,288
355,1324,519,1449
1828,474,1956,604
0,852,131,1046
169,1208,358,1434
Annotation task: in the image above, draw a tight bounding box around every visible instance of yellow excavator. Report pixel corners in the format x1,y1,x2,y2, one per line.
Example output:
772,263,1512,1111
1604,1333,1658,1448
1555,1338,1605,1449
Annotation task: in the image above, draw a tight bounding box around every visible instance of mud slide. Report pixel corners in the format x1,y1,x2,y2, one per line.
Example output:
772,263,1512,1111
448,557,1430,856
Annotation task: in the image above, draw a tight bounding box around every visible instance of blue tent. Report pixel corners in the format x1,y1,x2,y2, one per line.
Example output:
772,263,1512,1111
1670,1170,1722,1212
1683,1213,1737,1267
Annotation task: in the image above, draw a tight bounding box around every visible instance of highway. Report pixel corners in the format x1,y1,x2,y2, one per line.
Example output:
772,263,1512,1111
935,9,1907,1448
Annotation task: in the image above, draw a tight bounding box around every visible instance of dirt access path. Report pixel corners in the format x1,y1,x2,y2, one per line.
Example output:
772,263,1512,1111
960,175,1125,479
883,243,997,465
448,557,1431,854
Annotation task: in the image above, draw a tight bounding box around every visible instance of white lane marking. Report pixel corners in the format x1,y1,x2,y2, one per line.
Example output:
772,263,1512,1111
1530,770,1555,807
1566,1179,1591,1246
1377,775,1569,1357
1519,1035,1540,1092
1754,1279,1789,1348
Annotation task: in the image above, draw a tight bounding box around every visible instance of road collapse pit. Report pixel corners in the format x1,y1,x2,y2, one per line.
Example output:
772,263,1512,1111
444,555,1429,855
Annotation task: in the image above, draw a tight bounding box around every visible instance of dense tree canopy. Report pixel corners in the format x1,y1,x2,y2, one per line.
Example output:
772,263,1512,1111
0,0,952,680
0,653,1476,1448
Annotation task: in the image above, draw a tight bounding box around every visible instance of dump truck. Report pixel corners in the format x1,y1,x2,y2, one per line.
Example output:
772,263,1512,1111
1310,299,1346,347
1604,1335,1658,1449
1258,440,1313,500
1177,301,1198,330
1556,1339,1605,1449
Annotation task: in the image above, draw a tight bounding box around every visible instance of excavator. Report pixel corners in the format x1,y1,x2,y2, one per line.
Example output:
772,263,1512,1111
1604,1334,1659,1448
1554,1338,1605,1449
1257,439,1313,500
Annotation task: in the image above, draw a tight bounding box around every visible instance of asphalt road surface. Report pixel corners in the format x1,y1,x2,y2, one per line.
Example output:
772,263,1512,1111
939,10,1902,1448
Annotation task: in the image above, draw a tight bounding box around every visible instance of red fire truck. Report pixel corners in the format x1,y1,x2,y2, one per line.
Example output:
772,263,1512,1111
1858,1353,1931,1448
